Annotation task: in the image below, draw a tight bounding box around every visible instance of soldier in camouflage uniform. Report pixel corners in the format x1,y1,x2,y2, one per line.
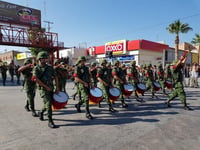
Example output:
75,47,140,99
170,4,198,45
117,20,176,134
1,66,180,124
0,62,8,86
112,60,128,108
157,63,167,95
165,54,192,110
18,59,37,117
97,59,116,112
145,63,157,98
73,56,93,119
54,59,68,92
127,61,143,101
33,51,60,128
90,62,98,87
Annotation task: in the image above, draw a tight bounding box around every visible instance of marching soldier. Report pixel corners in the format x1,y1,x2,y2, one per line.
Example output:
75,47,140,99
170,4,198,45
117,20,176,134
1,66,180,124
145,63,157,98
157,63,167,95
97,59,116,112
165,52,193,110
112,60,128,108
54,59,68,92
89,62,98,87
33,51,60,128
0,62,8,86
18,59,37,117
127,61,142,101
73,56,93,119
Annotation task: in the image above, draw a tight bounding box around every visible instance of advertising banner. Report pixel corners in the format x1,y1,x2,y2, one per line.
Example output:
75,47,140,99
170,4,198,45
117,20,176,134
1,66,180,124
0,1,41,28
105,40,126,55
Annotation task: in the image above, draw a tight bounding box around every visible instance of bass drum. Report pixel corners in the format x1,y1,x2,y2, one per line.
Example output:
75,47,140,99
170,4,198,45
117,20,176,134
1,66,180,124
123,83,135,97
136,83,146,95
165,80,172,89
153,81,161,91
109,87,120,103
52,91,69,110
89,87,103,104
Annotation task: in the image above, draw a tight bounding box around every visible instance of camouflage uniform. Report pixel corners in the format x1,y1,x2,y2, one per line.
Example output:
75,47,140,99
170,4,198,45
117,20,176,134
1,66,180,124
73,56,93,119
97,59,116,112
165,59,192,110
19,59,37,117
112,60,128,107
157,64,167,95
33,51,59,128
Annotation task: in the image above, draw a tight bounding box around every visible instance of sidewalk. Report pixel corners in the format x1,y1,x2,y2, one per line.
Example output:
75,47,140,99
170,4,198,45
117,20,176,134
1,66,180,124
0,81,200,150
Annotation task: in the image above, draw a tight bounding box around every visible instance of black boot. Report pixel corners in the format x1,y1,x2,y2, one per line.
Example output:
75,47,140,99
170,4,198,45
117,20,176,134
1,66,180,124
75,103,81,113
164,101,171,107
184,105,193,111
38,111,44,121
48,120,58,128
32,110,38,117
24,104,30,112
86,107,93,120
121,100,128,108
109,105,117,112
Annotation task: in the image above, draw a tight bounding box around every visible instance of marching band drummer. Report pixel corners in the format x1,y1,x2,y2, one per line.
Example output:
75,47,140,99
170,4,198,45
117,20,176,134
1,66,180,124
53,59,68,92
157,63,168,95
145,63,158,99
127,60,143,102
96,59,117,112
33,51,60,128
73,56,93,119
165,52,193,110
112,60,128,108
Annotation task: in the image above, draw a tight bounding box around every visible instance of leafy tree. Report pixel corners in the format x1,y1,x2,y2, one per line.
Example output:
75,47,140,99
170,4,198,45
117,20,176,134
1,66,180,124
166,20,193,60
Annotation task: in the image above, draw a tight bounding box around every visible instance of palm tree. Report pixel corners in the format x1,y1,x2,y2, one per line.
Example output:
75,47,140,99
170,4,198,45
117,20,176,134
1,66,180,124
166,20,193,60
191,34,200,44
191,34,200,64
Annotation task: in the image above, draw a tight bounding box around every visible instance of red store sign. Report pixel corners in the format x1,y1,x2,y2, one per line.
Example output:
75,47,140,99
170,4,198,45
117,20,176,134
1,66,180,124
105,40,126,55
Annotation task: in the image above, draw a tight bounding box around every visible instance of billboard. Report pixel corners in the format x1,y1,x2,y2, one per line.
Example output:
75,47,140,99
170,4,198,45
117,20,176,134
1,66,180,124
105,40,127,55
0,1,41,28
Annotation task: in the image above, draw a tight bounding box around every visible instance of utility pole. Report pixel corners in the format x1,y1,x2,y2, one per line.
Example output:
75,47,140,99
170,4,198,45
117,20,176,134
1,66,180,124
43,21,53,32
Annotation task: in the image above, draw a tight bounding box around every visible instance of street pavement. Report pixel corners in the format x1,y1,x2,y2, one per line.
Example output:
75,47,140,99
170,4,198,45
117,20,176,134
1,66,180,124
0,79,200,150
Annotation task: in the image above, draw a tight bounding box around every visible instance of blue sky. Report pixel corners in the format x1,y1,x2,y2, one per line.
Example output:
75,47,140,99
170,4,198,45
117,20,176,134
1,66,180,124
1,0,200,52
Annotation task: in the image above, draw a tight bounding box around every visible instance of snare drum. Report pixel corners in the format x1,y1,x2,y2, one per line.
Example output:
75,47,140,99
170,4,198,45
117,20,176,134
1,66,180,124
165,80,172,89
153,81,161,91
109,87,120,102
52,91,69,110
89,87,103,104
123,83,135,97
136,83,146,95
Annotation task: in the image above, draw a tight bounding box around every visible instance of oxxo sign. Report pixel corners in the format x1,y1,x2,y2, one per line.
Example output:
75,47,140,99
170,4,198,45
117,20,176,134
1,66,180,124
105,40,126,55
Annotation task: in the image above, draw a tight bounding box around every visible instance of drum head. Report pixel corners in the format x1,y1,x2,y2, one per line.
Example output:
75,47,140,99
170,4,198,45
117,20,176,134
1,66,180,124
90,88,103,97
137,83,146,90
53,92,68,103
124,84,135,91
109,87,120,97
154,82,161,88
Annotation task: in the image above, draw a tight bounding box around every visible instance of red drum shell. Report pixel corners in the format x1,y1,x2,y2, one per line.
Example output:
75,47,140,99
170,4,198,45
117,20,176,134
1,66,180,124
89,87,103,104
109,87,120,102
165,80,172,89
123,84,135,97
136,83,146,94
52,92,68,110
153,81,161,91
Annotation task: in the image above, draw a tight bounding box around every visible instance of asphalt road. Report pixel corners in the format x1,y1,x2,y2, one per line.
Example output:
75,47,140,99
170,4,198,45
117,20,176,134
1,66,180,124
0,80,200,150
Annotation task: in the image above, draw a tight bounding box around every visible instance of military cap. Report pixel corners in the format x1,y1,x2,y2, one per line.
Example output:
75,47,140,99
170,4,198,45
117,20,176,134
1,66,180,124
37,51,48,60
100,59,107,65
24,59,32,65
113,60,120,65
54,59,60,64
